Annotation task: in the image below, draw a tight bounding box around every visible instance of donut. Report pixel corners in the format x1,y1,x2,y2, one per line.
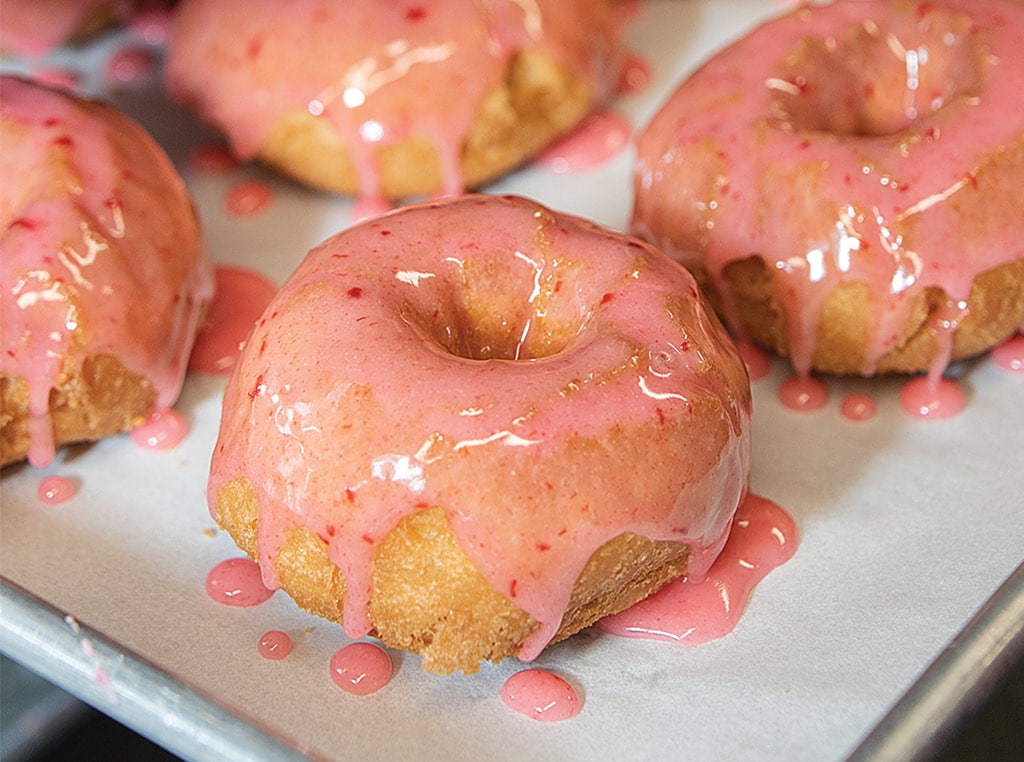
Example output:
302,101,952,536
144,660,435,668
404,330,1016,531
0,76,213,467
164,0,625,203
631,0,1024,379
208,195,751,674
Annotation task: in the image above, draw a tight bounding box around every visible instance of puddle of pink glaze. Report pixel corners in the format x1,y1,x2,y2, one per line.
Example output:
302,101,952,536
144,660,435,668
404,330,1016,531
501,670,582,722
597,494,798,646
737,341,770,381
535,110,631,173
778,376,828,411
899,377,965,420
130,409,187,450
205,558,274,607
258,630,293,660
617,52,651,95
38,475,75,504
105,48,157,85
992,334,1024,373
225,180,273,216
329,642,393,695
188,144,239,175
840,393,877,422
129,8,172,46
189,266,277,374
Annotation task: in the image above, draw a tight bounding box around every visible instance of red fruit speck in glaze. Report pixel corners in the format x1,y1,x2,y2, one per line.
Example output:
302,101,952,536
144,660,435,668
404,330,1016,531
43,117,60,127
601,293,614,304
379,229,392,236
405,6,427,22
656,408,665,424
362,533,374,544
247,36,264,58
53,135,74,147
347,287,364,299
798,139,811,149
536,543,551,552
510,579,519,598
863,83,875,98
248,373,264,400
345,488,356,502
11,217,37,230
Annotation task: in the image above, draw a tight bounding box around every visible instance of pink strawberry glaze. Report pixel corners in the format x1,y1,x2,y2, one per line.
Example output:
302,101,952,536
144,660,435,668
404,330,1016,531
501,670,582,722
632,0,1024,380
105,48,157,86
0,0,132,57
258,630,293,660
992,333,1024,373
224,180,273,217
188,143,239,175
208,195,752,663
189,266,278,375
596,494,797,645
535,109,631,174
164,0,626,201
38,475,75,504
736,340,770,382
899,376,965,419
206,557,274,607
840,393,878,422
130,409,187,450
778,375,828,412
330,642,393,696
0,77,213,467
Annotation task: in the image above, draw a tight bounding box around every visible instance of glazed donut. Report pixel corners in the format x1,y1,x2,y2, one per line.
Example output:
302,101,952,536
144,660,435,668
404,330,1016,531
632,0,1024,378
208,195,751,674
164,0,625,203
0,76,213,467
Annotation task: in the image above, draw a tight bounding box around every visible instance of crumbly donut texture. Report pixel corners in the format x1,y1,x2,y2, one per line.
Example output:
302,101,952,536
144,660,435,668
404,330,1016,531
632,0,1024,377
208,195,751,674
165,0,622,199
1,77,212,467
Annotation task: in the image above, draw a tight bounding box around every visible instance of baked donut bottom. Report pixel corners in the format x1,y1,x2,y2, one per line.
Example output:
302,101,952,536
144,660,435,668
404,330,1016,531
1,354,156,467
215,476,693,676
257,48,592,199
701,258,1024,376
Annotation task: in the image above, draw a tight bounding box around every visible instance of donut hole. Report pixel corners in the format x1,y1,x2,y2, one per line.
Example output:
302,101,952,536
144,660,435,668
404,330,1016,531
770,7,982,136
405,255,591,362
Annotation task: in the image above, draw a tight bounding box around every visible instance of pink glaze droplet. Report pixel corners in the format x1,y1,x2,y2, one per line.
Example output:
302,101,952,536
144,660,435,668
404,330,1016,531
37,475,75,504
30,68,80,91
900,376,965,420
597,494,798,645
206,558,274,607
258,630,293,660
617,52,651,94
992,333,1024,373
535,110,631,173
188,144,239,175
105,48,157,85
189,266,278,374
840,393,877,422
129,8,173,46
501,670,582,722
737,341,770,381
778,376,828,411
329,642,393,695
225,180,273,216
131,409,187,450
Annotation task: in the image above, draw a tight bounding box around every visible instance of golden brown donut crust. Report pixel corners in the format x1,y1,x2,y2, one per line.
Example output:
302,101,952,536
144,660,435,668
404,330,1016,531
215,477,692,675
705,257,1024,376
1,354,156,467
258,48,592,198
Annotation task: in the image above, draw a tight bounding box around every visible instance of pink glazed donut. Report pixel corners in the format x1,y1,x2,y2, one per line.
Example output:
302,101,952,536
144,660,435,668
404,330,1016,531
208,195,751,674
632,0,1024,379
0,77,213,467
